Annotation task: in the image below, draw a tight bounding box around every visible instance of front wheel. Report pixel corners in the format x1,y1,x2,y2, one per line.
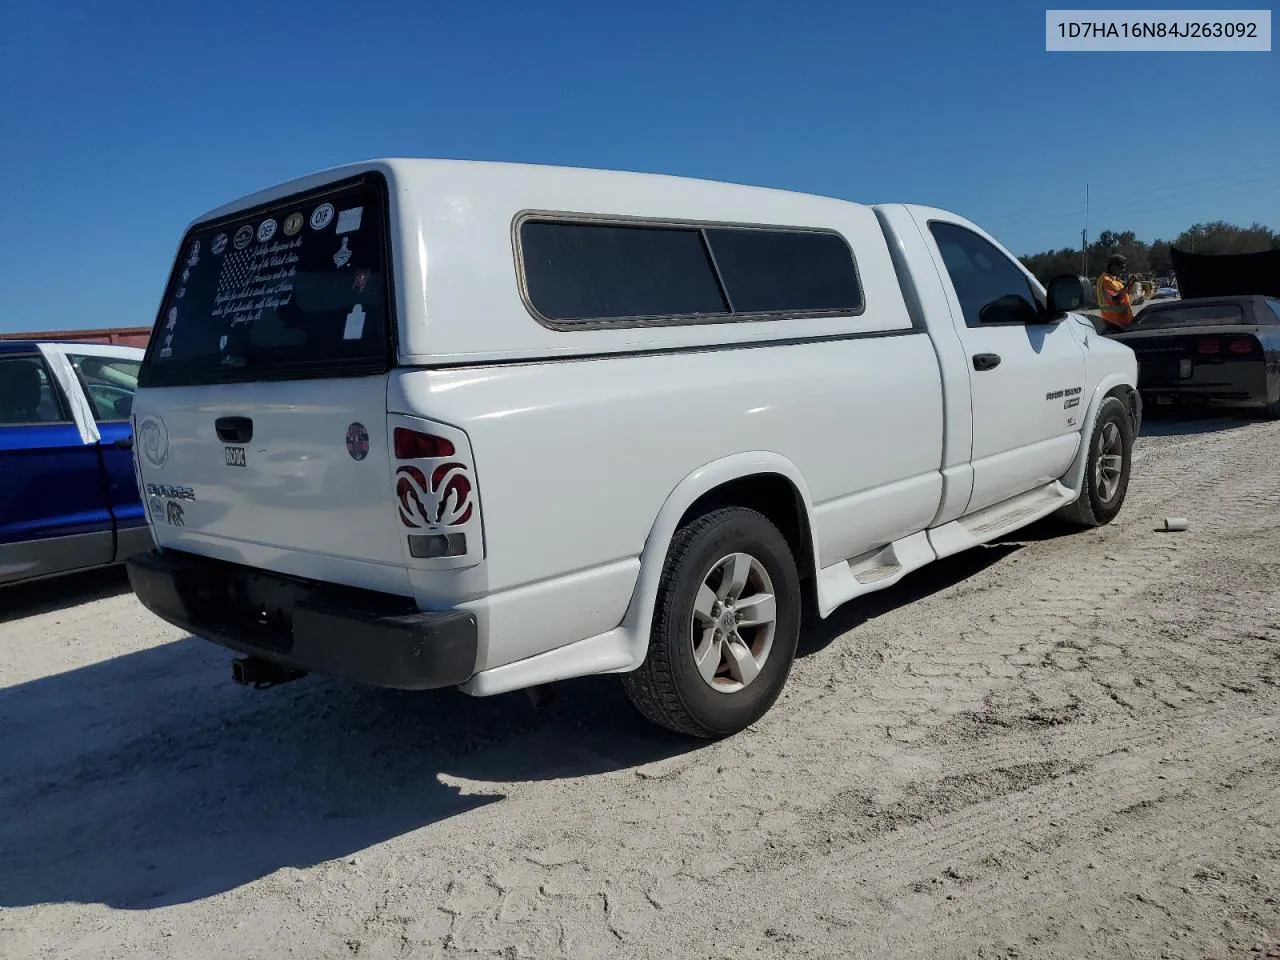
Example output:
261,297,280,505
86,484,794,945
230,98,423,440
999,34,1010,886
1056,395,1134,528
622,507,802,738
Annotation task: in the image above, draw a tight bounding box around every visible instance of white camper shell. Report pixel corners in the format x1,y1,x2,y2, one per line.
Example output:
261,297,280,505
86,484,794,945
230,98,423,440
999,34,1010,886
127,159,1139,737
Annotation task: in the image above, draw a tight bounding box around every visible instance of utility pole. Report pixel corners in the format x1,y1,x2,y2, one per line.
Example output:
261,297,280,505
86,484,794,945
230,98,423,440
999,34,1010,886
1082,183,1089,277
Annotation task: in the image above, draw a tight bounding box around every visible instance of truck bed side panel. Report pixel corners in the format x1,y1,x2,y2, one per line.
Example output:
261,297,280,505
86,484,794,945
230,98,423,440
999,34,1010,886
391,332,945,669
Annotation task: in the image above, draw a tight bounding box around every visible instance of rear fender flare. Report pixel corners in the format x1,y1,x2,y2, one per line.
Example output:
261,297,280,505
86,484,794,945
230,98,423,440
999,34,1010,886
617,452,820,669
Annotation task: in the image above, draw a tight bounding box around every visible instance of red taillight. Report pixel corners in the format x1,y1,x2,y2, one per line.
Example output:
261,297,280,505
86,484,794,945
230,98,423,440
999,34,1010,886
1228,338,1256,355
394,427,455,459
1196,338,1221,356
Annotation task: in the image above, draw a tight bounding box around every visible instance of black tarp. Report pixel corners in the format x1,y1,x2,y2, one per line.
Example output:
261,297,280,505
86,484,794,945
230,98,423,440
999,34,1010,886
1171,247,1280,300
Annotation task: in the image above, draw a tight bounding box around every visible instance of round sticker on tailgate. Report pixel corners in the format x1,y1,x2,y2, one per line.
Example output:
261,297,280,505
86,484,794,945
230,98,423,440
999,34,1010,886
346,422,370,461
138,415,169,467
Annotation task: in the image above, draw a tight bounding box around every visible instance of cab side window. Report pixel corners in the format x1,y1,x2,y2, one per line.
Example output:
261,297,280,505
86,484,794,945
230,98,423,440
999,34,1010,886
0,355,71,425
929,222,1042,328
69,355,141,422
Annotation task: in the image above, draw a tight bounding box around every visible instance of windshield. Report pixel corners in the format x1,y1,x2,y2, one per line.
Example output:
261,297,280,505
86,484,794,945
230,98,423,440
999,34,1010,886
140,174,392,387
1135,303,1246,329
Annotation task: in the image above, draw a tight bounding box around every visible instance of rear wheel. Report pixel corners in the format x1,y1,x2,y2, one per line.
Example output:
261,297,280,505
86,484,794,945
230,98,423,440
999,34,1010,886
1056,395,1134,528
1264,385,1280,420
622,507,801,739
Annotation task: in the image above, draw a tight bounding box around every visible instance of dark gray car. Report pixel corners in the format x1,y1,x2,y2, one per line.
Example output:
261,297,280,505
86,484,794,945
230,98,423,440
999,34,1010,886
1108,296,1280,417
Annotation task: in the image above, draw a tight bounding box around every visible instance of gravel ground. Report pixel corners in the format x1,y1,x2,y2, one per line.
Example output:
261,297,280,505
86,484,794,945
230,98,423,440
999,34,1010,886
2,411,1278,960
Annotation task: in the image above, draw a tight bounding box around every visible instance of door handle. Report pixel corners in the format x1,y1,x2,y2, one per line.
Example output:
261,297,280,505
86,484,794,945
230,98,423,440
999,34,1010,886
215,416,254,444
972,353,1002,371
111,437,133,450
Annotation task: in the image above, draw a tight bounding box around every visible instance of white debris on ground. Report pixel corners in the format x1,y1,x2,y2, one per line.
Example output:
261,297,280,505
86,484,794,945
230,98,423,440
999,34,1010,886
1,413,1278,960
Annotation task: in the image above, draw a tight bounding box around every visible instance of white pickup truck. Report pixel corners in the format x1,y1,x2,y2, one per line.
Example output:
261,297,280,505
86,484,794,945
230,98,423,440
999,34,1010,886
126,159,1139,738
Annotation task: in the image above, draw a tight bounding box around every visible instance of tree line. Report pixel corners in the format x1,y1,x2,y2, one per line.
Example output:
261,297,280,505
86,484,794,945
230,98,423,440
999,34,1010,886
1019,221,1280,284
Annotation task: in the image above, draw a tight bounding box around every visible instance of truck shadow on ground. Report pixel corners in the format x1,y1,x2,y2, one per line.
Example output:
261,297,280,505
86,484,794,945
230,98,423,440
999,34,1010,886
0,541,1020,911
0,565,131,625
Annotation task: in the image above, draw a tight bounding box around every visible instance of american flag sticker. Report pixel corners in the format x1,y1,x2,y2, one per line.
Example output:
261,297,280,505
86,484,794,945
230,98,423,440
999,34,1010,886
213,244,261,324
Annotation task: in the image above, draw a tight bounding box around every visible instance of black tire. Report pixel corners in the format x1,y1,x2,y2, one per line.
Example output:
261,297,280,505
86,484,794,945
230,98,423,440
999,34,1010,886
622,506,802,739
1056,395,1134,528
1264,384,1280,420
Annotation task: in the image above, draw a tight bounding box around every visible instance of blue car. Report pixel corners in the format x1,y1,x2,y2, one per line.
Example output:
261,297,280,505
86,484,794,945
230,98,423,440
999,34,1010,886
1,340,152,586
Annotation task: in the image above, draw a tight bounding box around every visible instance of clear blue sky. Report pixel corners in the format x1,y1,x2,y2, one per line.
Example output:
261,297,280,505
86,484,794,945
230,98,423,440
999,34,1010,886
1,0,1276,333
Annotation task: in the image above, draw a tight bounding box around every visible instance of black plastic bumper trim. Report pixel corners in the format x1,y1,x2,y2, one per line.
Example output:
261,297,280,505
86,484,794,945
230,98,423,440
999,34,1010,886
125,549,477,691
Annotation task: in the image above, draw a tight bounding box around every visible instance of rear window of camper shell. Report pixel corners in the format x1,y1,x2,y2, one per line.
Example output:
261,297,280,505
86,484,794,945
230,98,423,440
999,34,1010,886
140,174,393,387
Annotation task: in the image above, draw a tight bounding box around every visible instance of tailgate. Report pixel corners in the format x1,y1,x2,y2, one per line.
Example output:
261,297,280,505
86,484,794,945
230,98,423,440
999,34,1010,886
132,378,401,564
134,174,405,572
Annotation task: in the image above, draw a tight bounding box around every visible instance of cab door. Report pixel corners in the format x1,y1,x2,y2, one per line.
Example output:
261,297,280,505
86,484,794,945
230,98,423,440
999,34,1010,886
915,213,1087,514
65,349,147,538
0,350,113,583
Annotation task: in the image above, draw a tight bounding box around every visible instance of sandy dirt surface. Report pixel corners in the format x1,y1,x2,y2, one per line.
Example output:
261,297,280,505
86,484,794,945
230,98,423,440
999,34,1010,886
2,412,1278,960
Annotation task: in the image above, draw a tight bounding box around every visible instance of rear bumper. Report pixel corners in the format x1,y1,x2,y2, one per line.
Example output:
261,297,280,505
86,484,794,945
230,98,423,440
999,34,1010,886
125,549,477,690
1139,359,1271,404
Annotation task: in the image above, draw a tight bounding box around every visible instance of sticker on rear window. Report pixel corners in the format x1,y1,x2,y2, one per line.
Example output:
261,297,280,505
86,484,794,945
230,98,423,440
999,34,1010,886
333,237,352,268
283,212,304,236
211,233,228,255
336,207,363,234
343,304,365,340
257,219,277,243
310,203,335,231
210,235,302,328
233,225,253,250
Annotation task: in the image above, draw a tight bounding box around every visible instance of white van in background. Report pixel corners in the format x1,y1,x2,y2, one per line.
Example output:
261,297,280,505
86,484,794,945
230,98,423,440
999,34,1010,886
126,159,1139,738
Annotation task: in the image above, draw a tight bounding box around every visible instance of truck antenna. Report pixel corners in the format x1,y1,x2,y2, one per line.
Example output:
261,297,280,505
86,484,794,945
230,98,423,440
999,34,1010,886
1082,183,1089,276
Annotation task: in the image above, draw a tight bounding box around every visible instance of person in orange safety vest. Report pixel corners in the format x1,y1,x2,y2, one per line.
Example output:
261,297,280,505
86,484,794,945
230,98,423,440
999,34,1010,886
1095,254,1137,329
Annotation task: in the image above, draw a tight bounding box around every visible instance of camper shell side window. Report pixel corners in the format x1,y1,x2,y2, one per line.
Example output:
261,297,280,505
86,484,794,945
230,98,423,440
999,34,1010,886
515,214,865,331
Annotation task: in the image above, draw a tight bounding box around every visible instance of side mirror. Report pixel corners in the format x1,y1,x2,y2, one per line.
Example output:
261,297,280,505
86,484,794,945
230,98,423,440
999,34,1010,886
1046,274,1092,315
